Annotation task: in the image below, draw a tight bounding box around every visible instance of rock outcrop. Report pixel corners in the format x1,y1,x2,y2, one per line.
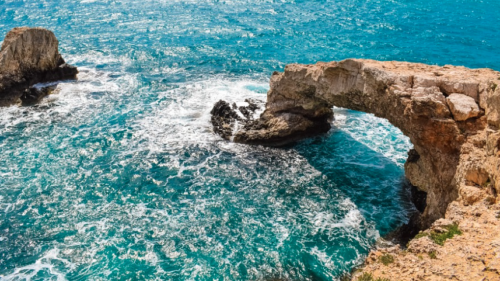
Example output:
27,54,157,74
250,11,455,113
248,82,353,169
353,199,500,281
0,27,78,106
211,59,500,230
446,93,481,121
211,99,264,141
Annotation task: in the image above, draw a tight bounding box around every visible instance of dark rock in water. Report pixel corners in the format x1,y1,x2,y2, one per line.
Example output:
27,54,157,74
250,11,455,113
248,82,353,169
210,100,242,140
210,99,264,141
238,104,253,119
21,86,52,105
210,97,331,147
0,27,78,106
20,83,63,106
384,181,427,247
239,98,260,119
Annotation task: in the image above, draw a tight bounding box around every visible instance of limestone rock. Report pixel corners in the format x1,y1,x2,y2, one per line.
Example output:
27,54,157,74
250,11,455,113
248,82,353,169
211,59,500,228
0,27,78,106
446,93,481,121
210,59,500,281
407,236,437,254
487,86,500,129
354,199,500,281
430,218,455,232
459,185,486,206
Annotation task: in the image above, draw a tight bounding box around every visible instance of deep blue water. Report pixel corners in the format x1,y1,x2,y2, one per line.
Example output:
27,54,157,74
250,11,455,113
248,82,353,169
0,0,499,280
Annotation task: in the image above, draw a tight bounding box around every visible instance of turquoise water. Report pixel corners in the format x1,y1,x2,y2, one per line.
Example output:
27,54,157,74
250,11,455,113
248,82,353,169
0,0,499,280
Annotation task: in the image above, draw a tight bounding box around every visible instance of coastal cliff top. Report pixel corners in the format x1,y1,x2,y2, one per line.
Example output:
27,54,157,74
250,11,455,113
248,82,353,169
294,59,500,81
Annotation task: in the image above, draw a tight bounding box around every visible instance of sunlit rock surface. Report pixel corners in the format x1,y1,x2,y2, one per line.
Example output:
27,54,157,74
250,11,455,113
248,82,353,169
212,59,500,227
0,27,77,106
211,59,500,280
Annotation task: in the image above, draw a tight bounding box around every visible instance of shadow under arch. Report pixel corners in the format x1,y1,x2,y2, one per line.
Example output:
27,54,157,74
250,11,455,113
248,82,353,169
290,113,418,238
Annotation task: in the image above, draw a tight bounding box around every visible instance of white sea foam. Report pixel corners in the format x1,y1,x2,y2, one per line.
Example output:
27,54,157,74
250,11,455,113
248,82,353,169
0,66,137,137
0,55,400,280
1,249,73,281
129,77,268,155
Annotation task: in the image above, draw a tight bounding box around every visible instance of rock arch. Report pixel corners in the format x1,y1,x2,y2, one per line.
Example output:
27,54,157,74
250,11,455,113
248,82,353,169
211,59,500,227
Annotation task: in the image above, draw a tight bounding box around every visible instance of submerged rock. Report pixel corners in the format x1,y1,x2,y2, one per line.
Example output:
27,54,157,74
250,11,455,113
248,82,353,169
0,27,78,106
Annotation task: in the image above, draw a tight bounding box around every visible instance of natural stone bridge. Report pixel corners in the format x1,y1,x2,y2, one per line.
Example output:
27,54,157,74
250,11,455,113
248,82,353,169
211,59,500,227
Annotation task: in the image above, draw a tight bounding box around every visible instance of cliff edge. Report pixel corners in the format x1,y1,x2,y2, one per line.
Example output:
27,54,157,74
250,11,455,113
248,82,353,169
0,27,78,106
211,59,500,280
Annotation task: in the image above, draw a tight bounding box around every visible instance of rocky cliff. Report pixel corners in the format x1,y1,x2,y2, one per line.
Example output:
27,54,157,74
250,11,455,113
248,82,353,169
0,27,78,106
354,199,500,280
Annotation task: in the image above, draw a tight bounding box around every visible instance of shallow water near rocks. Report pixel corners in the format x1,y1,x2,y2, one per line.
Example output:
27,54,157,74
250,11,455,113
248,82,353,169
0,0,499,280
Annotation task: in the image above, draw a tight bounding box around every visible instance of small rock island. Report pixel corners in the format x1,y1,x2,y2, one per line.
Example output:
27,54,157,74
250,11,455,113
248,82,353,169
0,27,78,106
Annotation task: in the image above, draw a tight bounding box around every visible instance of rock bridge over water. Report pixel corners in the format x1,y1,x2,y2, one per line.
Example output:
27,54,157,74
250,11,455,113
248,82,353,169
212,59,500,227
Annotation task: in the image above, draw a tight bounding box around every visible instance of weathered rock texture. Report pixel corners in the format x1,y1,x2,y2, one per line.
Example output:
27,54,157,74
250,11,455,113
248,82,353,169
212,59,500,231
353,200,500,281
0,27,78,106
211,99,263,141
211,58,500,280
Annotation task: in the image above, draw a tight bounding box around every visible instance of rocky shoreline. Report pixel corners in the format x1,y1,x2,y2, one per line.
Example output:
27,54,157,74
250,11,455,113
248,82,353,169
0,27,78,106
211,59,500,280
2,25,499,280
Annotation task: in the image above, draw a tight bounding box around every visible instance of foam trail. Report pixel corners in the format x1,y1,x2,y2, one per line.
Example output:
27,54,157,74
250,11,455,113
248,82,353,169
2,249,72,281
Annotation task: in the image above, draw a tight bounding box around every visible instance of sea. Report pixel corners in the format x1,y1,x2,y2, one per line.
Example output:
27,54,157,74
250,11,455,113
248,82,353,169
0,0,499,280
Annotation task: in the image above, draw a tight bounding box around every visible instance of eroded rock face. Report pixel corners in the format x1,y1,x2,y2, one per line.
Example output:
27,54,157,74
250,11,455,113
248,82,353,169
0,27,78,106
354,200,500,281
211,59,500,229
